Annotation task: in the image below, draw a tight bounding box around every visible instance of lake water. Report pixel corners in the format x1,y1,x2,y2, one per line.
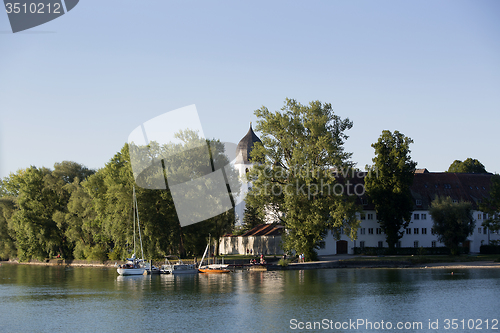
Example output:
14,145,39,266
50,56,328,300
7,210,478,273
0,263,499,332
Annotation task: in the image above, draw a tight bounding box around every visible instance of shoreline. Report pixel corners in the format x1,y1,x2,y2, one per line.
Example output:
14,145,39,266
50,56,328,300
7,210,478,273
270,258,500,270
3,258,500,270
3,259,124,267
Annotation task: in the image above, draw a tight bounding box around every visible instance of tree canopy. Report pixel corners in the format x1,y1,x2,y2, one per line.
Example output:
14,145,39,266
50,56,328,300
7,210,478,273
480,174,500,233
0,135,239,262
447,158,487,173
429,196,475,255
245,98,360,261
364,130,417,251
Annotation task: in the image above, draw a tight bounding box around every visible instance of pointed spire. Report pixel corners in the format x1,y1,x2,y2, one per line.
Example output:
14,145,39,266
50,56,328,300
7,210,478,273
235,123,262,164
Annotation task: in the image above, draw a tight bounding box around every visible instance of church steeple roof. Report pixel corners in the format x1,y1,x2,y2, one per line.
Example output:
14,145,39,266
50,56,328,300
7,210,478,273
236,123,262,164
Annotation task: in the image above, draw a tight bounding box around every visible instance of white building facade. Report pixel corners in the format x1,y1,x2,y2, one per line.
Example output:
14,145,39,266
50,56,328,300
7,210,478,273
318,171,500,255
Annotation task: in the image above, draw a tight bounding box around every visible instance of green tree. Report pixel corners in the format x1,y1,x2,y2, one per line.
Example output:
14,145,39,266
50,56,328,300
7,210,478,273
480,174,500,234
364,130,417,251
246,98,360,261
429,196,475,255
0,197,17,260
4,162,95,261
447,158,487,173
242,202,262,233
8,167,62,260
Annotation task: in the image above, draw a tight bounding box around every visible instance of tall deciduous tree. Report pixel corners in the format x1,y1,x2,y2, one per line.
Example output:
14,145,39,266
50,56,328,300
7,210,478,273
0,197,17,260
246,98,360,261
480,174,500,234
447,158,487,173
364,130,417,251
429,196,475,255
9,166,62,260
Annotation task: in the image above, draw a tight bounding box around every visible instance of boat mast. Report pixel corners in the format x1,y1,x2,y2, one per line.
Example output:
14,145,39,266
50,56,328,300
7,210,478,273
133,188,136,257
133,186,145,261
199,243,209,268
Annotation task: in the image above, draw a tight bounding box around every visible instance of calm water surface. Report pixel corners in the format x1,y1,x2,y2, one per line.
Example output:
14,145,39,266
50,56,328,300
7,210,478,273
0,263,499,332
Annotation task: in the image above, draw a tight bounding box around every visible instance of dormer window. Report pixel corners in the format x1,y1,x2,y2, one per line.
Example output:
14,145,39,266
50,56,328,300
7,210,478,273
416,199,422,206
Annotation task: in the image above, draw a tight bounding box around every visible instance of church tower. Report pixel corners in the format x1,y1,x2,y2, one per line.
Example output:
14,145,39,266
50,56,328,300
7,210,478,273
234,123,262,225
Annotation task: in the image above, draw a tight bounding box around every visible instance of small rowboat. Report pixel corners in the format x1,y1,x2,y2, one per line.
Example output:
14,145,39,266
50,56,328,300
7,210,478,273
199,268,230,274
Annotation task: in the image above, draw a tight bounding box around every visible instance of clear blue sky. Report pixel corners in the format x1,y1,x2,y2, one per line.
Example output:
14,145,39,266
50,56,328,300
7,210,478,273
1,0,499,178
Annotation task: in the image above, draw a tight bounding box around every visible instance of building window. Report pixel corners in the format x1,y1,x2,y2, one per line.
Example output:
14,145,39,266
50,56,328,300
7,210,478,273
416,199,422,206
414,241,419,248
478,228,482,234
432,241,436,248
360,213,366,220
483,213,487,220
367,213,374,220
360,228,366,235
431,228,435,235
376,228,382,235
360,241,365,249
361,198,367,205
414,228,419,234
414,213,420,220
421,214,427,220
478,214,482,220
484,228,488,235
378,241,383,248
406,228,411,234
422,228,427,235
368,228,374,235
340,228,344,235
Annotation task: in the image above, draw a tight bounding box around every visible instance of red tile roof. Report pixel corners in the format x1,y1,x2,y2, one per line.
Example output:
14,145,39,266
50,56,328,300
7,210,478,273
240,224,284,237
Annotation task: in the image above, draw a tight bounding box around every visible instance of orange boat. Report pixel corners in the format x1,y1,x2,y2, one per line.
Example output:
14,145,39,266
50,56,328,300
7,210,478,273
199,267,230,274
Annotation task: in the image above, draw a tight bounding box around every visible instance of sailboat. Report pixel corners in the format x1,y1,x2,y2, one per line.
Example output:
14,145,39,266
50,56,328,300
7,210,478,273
117,187,146,276
198,235,230,274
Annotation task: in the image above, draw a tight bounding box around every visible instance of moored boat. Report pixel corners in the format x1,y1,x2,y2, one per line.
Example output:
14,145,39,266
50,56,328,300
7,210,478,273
160,257,198,275
117,254,146,276
198,267,230,274
198,236,231,274
117,187,147,276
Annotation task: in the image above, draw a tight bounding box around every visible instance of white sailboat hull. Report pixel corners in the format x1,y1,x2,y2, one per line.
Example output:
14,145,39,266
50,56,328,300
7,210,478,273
117,267,145,276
